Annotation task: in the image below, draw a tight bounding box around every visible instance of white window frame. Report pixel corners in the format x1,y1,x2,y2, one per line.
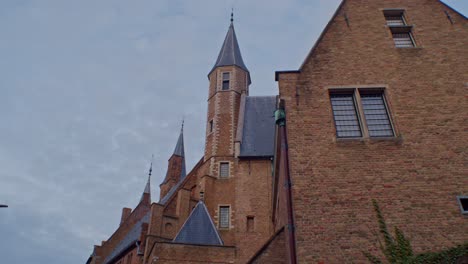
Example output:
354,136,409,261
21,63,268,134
219,161,230,179
218,205,231,229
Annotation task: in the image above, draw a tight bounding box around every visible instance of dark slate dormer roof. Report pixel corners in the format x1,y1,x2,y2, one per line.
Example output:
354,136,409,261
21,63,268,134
209,22,251,84
239,96,277,158
173,201,223,246
103,212,150,264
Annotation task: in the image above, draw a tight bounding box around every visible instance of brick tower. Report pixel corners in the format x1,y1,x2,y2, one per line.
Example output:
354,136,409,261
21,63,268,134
204,13,250,176
159,123,186,200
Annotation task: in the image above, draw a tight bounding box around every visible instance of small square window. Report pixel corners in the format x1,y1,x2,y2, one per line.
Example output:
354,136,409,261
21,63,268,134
219,162,230,178
457,196,468,215
222,72,230,90
384,10,406,26
219,206,230,228
392,32,415,48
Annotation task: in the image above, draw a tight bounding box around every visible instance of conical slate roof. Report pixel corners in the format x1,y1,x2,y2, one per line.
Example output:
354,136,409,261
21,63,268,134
173,125,185,158
140,162,152,203
209,21,251,84
173,201,223,246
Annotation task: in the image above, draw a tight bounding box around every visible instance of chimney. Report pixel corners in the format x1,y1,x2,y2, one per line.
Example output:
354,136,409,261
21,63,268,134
121,207,132,225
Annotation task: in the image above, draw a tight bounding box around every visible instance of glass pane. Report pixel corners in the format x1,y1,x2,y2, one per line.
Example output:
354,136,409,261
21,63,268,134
330,94,362,138
223,72,230,80
219,206,230,228
361,93,394,137
219,163,229,178
385,16,405,26
222,80,229,90
393,33,414,48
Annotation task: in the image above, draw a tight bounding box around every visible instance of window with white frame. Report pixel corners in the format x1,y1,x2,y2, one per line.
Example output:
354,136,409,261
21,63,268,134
330,89,394,138
222,72,230,90
384,10,415,48
219,206,230,228
219,162,230,178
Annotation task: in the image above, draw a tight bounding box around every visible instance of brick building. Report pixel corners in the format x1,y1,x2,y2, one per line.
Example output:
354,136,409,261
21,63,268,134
87,1,467,263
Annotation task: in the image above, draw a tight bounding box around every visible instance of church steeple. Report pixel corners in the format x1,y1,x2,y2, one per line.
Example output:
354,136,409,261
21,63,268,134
139,158,152,204
209,13,251,84
159,122,187,200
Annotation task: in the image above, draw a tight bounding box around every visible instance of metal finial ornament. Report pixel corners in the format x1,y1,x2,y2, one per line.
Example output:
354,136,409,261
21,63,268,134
149,154,154,176
181,118,184,132
231,9,234,23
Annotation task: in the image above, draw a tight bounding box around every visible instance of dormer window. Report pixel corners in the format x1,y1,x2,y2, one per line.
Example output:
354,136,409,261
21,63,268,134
383,10,415,48
222,72,230,90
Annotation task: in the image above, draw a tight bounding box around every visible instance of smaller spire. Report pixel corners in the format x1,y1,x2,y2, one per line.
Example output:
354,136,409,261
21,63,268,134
173,121,185,158
140,155,153,202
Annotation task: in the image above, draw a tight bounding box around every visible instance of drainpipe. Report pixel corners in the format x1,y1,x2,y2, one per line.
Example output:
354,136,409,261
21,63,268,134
275,104,297,264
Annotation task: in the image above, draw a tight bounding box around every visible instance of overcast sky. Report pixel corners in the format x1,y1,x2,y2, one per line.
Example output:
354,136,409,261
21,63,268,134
0,1,466,263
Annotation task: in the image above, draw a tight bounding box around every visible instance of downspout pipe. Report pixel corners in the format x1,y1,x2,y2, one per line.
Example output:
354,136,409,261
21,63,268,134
275,106,297,264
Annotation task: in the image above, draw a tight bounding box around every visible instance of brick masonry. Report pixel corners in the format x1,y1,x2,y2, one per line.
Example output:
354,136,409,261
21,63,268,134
277,0,467,262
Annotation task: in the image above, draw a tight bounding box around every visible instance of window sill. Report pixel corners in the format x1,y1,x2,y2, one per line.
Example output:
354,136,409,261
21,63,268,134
335,135,403,145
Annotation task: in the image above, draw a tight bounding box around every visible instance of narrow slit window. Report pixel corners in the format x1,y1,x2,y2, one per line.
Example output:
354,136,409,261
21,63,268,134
247,216,255,232
209,120,213,133
219,206,230,228
361,93,394,137
219,162,230,178
222,72,230,90
330,93,362,138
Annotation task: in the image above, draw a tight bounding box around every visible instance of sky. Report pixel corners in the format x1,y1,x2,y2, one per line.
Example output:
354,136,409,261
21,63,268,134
0,1,466,263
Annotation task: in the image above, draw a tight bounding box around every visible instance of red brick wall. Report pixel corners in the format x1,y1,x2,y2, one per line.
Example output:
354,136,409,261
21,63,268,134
152,242,235,263
249,228,287,264
277,0,467,262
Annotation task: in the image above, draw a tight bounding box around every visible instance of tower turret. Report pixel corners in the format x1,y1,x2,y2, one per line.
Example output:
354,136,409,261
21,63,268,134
205,14,250,163
159,123,186,200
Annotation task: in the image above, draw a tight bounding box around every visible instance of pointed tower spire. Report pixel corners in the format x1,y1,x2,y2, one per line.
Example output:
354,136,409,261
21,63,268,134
140,156,153,203
209,12,251,84
173,120,185,158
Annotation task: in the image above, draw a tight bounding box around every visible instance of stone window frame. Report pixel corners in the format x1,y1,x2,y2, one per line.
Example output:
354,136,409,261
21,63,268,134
218,204,231,229
328,85,397,140
457,196,468,215
383,9,417,48
218,161,230,179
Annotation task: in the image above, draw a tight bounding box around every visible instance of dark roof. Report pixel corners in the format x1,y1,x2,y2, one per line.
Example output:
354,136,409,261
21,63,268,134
103,212,150,264
239,96,277,158
173,201,223,246
173,127,185,158
209,22,251,84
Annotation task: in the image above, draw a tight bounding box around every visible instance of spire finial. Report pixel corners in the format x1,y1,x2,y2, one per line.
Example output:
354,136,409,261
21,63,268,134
181,118,184,133
231,9,234,23
148,154,153,177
